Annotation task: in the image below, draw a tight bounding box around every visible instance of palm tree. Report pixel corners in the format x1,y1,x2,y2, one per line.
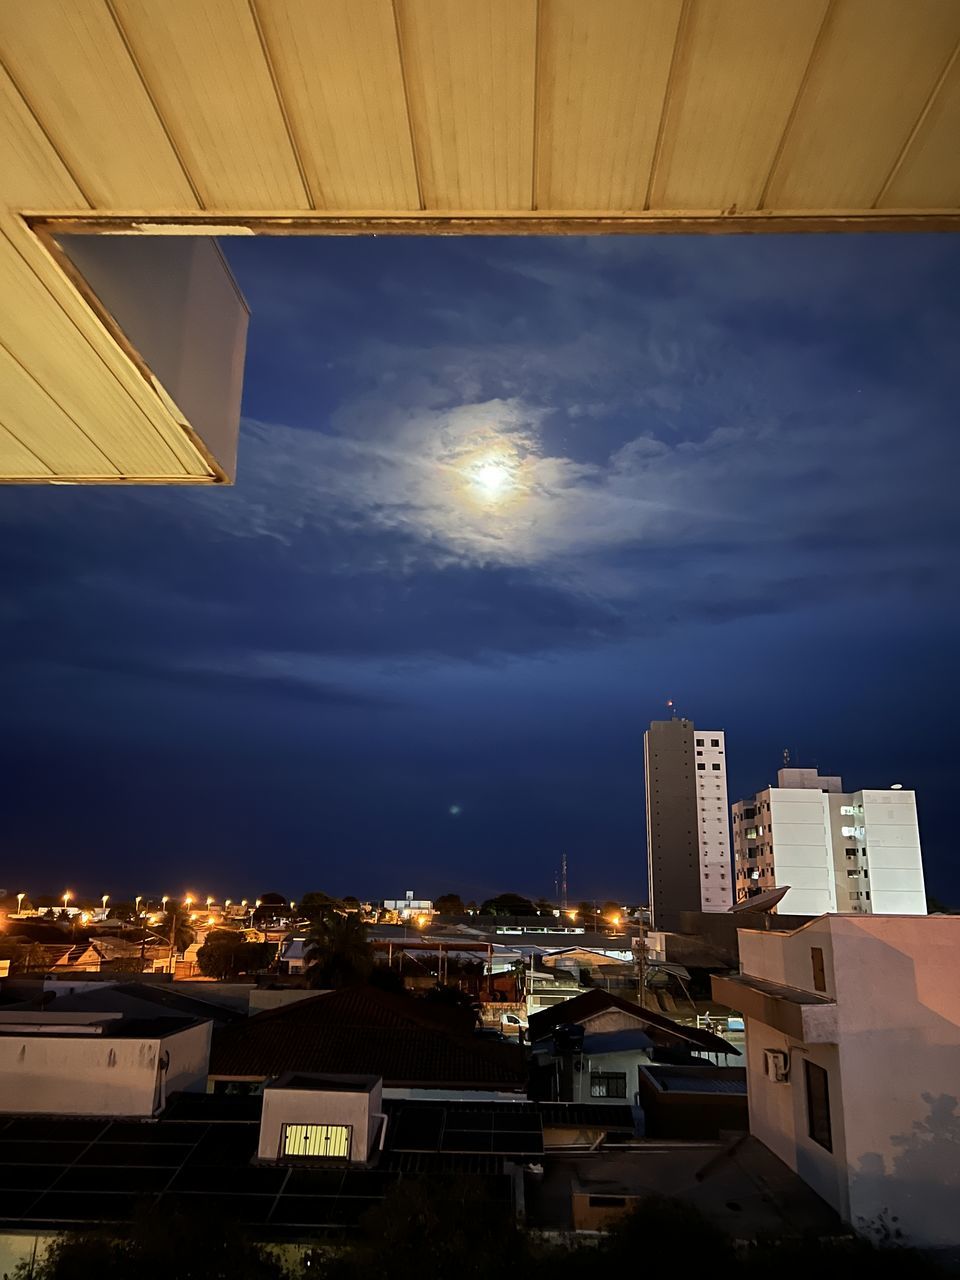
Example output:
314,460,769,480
161,909,196,958
304,909,373,988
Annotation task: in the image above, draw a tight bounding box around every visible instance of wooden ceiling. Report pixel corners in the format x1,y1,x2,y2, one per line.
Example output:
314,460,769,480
1,0,959,482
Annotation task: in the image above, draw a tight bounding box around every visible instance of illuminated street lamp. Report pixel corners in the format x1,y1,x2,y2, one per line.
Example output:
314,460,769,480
206,896,214,910
225,899,232,909
101,895,109,913
134,896,142,916
184,895,194,908
16,893,25,915
62,891,71,912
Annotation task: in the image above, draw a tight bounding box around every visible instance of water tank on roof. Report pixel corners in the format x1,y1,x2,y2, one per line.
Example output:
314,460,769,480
551,1023,585,1056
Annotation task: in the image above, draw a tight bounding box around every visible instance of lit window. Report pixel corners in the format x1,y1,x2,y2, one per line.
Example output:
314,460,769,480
840,805,855,816
283,1124,351,1160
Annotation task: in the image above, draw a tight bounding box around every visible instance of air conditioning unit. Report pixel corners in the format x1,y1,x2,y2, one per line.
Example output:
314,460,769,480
763,1049,790,1083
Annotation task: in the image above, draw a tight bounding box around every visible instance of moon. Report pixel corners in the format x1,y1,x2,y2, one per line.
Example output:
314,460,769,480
468,455,515,503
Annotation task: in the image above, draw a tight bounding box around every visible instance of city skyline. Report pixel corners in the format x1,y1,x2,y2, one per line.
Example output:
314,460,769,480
1,233,958,904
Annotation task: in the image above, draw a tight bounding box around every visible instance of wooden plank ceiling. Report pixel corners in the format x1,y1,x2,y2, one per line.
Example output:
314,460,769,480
1,0,959,483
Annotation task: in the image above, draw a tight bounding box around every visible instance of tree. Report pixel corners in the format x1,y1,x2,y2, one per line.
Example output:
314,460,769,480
197,931,274,979
107,902,136,922
478,893,535,917
6,1201,292,1279
926,894,957,915
434,893,466,915
299,890,342,916
533,897,555,914
161,908,196,956
327,1176,526,1280
421,985,479,1028
304,910,373,988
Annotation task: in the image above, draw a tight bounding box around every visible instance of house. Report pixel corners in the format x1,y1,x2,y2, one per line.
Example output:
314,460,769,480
712,914,960,1253
527,989,739,1107
209,985,527,1095
0,1012,211,1116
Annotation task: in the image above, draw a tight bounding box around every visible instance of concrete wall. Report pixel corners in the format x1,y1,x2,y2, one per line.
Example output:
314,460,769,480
0,1020,210,1115
743,1015,849,1217
768,791,836,916
258,1080,383,1163
859,791,926,914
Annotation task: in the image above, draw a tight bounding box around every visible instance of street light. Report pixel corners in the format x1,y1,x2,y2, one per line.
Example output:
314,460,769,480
62,891,71,912
135,896,142,916
101,894,109,913
16,893,25,915
184,894,194,908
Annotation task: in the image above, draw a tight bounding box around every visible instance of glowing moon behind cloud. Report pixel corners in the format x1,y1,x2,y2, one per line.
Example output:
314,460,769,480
467,454,516,503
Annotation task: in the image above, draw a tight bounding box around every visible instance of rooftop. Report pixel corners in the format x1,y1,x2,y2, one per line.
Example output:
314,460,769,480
210,986,526,1090
527,989,739,1057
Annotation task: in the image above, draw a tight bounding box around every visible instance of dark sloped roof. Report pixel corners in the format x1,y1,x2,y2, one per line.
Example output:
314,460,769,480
15,983,244,1026
209,986,526,1088
526,989,738,1056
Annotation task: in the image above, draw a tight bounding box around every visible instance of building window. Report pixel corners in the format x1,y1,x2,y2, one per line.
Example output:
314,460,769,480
697,763,705,771
712,763,721,771
590,1072,627,1099
804,1061,832,1152
810,947,826,992
696,739,704,746
711,738,720,746
283,1123,352,1160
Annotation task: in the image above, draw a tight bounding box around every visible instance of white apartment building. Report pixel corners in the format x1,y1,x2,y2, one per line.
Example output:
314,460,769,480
713,915,960,1252
732,768,926,917
693,730,733,913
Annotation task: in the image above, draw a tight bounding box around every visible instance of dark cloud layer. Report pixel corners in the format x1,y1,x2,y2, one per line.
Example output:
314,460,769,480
0,234,958,903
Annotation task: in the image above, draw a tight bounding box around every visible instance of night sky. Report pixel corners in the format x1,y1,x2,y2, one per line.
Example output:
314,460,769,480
1,233,958,907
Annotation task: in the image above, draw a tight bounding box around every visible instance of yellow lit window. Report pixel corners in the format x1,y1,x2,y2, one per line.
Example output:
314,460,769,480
283,1123,351,1160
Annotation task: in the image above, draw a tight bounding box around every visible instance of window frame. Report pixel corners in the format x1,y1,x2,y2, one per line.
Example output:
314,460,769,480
589,1071,627,1099
282,1121,353,1161
804,1060,833,1152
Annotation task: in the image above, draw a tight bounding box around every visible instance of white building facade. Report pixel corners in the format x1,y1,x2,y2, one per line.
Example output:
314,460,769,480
693,730,733,913
732,769,925,917
713,915,960,1253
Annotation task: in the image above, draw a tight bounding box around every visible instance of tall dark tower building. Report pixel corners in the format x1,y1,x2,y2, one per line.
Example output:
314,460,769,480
645,717,732,930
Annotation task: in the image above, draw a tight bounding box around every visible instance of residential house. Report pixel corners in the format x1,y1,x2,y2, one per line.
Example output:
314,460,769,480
527,989,738,1106
712,914,960,1253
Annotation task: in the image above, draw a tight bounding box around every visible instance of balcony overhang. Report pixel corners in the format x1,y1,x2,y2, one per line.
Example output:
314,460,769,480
712,973,838,1044
2,0,959,483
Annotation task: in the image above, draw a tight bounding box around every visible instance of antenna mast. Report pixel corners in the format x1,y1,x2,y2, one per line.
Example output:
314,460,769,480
560,853,568,912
